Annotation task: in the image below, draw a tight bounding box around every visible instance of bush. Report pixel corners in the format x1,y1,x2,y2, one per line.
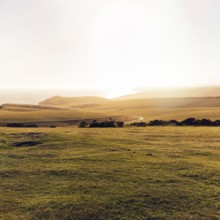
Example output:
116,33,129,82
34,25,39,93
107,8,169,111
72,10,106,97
79,121,89,128
168,120,181,126
130,122,148,127
129,118,219,127
89,120,116,128
79,120,125,128
116,121,125,127
149,120,167,126
181,118,196,126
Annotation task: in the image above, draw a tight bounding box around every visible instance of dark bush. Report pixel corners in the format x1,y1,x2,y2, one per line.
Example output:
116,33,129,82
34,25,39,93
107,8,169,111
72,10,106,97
7,123,25,127
26,124,38,128
199,119,212,126
168,120,181,126
181,118,196,126
130,122,148,127
50,125,56,128
6,123,38,128
79,121,89,128
81,120,124,128
116,121,125,127
129,117,219,127
213,120,220,126
149,120,167,126
91,120,117,128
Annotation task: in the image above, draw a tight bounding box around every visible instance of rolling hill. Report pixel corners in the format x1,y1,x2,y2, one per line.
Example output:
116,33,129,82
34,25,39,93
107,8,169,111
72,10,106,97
2,92,220,126
37,96,220,122
39,96,220,109
115,86,220,100
0,103,132,127
0,103,108,124
39,96,109,108
87,97,220,121
105,97,220,109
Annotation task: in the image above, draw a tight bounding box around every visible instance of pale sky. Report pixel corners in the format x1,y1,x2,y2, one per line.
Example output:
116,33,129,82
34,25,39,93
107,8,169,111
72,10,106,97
0,0,220,98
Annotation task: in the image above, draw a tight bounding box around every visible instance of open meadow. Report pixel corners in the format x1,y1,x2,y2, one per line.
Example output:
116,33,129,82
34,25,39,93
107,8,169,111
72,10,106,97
2,0,220,218
1,126,219,219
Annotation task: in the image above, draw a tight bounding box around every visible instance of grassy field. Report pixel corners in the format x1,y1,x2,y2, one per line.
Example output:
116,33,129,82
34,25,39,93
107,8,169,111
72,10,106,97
2,105,220,126
0,105,107,123
110,107,220,121
83,98,220,121
0,127,219,219
0,104,135,126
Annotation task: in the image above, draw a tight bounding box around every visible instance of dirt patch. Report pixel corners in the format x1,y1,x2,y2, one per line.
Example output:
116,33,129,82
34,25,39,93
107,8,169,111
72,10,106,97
13,141,42,147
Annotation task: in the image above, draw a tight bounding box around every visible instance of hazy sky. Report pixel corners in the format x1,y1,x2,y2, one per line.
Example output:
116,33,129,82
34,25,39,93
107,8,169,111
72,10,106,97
0,0,220,97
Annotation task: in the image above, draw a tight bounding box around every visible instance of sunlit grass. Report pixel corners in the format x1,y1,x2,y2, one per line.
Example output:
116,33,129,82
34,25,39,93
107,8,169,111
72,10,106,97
0,127,219,219
0,108,107,123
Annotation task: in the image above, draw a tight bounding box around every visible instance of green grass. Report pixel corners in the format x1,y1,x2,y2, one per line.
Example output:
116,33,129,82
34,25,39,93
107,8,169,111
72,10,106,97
0,127,220,219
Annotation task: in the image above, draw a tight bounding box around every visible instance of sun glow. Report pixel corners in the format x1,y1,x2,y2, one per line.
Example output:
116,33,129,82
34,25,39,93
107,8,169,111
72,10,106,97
103,87,138,99
0,0,220,94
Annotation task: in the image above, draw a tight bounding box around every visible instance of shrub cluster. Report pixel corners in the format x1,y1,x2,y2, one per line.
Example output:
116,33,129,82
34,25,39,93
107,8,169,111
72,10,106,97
79,120,124,128
130,118,220,127
6,123,38,128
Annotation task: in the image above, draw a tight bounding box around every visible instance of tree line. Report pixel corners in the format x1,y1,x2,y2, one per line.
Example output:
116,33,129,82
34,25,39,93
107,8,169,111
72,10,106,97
79,120,124,128
79,118,220,128
130,118,220,127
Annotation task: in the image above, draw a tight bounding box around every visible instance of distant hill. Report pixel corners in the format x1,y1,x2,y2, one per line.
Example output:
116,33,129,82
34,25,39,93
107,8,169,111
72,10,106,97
115,86,220,100
96,97,220,109
39,96,109,108
39,95,220,109
91,97,220,121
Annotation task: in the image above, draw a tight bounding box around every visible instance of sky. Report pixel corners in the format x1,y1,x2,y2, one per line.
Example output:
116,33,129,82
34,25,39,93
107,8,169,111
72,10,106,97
0,0,220,98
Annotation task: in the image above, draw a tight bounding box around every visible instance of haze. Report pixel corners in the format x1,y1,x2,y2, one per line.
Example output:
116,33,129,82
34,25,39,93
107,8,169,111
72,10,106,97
0,0,220,99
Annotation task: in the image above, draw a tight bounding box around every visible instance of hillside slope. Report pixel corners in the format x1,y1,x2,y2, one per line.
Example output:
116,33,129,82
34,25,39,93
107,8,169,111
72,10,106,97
96,97,220,109
115,86,220,100
0,104,108,124
39,96,109,108
88,97,220,121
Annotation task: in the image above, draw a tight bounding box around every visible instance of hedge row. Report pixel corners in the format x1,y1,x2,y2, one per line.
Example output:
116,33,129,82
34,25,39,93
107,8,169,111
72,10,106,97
130,118,220,127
